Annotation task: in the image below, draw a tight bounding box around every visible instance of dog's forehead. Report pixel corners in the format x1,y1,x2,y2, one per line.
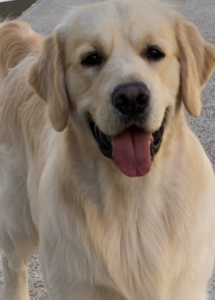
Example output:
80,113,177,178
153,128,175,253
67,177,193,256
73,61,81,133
61,0,177,49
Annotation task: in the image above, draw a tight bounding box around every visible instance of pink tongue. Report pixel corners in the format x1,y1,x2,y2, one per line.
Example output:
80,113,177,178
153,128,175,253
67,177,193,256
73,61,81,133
112,128,153,177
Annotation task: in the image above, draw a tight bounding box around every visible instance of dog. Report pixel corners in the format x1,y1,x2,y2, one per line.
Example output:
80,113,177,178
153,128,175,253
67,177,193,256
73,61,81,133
0,0,215,299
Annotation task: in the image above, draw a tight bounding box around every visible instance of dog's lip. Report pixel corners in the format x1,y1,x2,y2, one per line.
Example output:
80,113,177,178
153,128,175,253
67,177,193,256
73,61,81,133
89,119,113,158
88,118,165,160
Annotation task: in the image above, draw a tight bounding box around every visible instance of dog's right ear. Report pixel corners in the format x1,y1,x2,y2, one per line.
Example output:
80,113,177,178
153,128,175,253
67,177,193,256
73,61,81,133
28,31,69,132
176,19,215,117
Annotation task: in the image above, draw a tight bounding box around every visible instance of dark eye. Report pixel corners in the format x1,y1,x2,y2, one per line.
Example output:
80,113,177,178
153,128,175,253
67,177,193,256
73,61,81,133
81,52,103,67
145,46,165,61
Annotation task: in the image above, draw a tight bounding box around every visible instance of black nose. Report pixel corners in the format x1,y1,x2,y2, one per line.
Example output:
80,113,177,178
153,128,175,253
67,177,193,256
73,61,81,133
112,82,150,116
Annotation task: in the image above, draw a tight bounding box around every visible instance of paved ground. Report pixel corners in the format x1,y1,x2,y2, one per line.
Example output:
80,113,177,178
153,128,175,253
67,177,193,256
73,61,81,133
0,0,215,299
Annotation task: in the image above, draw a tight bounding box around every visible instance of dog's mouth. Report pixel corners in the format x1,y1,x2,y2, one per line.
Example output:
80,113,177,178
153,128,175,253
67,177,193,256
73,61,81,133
89,118,165,177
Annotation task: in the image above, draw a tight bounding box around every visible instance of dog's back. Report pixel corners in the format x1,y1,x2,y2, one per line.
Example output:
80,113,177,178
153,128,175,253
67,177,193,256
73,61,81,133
0,21,43,84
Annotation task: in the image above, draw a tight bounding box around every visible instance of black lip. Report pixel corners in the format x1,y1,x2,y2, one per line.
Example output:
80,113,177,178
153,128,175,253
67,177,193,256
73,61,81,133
150,122,165,159
89,119,165,160
89,120,112,158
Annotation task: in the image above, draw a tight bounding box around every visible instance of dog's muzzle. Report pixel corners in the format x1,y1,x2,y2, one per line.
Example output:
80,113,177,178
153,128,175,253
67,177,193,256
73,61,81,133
89,82,166,177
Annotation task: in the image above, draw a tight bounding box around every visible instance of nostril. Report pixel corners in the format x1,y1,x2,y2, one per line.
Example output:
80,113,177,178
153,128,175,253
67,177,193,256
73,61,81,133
136,94,146,106
120,94,129,105
115,94,131,115
136,91,150,107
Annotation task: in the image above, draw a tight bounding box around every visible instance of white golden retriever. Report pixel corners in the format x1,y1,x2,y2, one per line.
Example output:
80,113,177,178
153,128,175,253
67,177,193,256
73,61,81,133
0,0,215,299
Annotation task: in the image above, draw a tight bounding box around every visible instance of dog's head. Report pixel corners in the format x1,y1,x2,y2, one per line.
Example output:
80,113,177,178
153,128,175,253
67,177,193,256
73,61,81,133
28,0,215,177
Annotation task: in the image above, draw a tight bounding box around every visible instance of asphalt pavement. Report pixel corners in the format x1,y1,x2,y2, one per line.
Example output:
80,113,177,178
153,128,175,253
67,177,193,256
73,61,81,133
0,0,215,299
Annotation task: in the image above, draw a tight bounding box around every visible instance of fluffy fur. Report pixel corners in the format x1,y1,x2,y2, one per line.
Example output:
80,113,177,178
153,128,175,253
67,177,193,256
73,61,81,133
0,1,215,299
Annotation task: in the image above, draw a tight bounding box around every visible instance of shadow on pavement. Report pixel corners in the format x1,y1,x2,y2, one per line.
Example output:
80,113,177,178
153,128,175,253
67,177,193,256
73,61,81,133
0,0,38,19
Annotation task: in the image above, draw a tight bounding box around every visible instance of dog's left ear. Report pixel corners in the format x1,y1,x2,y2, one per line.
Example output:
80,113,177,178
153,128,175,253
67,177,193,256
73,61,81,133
28,30,69,132
176,19,215,117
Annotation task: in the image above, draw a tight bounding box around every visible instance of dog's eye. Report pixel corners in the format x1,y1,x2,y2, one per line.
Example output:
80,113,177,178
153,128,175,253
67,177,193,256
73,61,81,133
145,46,165,61
81,52,103,67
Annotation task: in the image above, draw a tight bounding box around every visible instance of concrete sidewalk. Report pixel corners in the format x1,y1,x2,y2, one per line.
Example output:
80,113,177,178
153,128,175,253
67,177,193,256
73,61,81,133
19,0,100,36
0,0,215,299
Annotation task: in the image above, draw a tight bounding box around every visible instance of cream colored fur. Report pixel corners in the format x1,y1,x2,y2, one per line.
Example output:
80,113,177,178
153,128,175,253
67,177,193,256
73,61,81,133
0,1,215,300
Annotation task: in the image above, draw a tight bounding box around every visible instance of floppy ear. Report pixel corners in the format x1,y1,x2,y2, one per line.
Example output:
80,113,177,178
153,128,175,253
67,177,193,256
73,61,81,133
28,30,69,131
176,19,215,117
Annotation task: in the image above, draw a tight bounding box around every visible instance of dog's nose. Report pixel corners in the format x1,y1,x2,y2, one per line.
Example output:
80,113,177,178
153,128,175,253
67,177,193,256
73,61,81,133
112,82,150,116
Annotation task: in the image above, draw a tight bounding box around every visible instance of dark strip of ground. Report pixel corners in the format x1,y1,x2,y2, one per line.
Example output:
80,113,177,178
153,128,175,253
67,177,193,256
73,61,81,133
0,0,37,19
